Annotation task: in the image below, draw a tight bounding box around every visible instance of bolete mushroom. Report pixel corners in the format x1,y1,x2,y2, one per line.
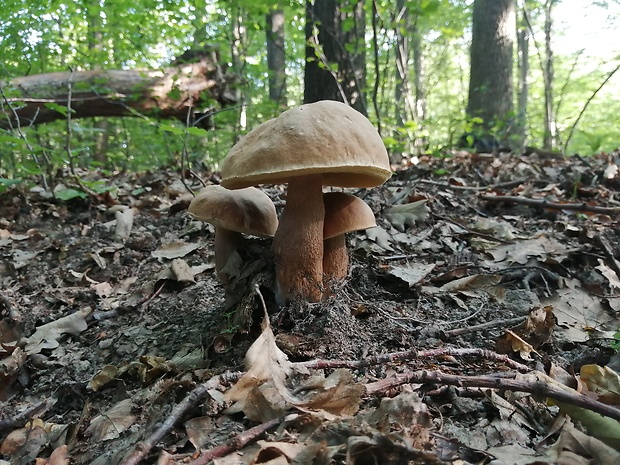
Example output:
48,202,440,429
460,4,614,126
323,192,376,294
220,100,391,304
187,185,278,283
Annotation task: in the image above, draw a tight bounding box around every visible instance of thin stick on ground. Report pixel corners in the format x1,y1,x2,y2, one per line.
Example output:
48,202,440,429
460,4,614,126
480,194,620,216
120,371,242,465
188,417,283,465
365,370,620,422
297,347,530,373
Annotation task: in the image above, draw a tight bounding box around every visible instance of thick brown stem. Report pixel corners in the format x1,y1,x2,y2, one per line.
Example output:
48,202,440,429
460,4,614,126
272,174,324,304
214,228,244,283
323,235,348,297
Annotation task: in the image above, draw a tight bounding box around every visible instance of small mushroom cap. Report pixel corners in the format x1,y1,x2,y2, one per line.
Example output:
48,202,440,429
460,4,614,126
323,192,376,239
188,185,278,237
220,100,392,189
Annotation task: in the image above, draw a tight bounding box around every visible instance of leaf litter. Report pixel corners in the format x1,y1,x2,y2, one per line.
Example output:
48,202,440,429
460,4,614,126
1,151,620,463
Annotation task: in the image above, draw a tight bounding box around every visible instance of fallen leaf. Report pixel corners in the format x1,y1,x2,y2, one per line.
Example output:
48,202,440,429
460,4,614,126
152,241,202,259
24,307,92,355
84,398,135,442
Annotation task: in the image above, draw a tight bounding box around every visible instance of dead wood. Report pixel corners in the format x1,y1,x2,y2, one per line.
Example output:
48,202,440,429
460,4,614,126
0,49,239,130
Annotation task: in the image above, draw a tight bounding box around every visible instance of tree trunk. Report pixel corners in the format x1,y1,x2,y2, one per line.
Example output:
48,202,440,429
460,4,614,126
266,8,287,107
231,10,247,135
303,0,367,116
466,0,515,141
516,7,529,149
0,51,238,131
87,0,110,165
411,14,427,154
394,0,410,128
542,0,557,150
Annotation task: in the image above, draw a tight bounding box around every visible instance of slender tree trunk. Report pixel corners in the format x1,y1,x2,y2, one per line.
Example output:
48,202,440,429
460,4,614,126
516,7,529,149
542,0,557,150
394,0,410,128
266,8,287,107
303,0,367,116
411,14,427,154
87,0,110,166
231,10,247,134
466,0,516,142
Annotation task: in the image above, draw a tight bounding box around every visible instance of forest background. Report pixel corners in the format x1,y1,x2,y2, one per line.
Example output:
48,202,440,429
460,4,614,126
1,0,620,191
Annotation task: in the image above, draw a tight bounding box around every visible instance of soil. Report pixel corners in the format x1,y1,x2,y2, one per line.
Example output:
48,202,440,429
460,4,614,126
1,150,620,464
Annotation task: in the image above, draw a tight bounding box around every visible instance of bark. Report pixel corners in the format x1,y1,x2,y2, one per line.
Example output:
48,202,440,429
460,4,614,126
394,0,410,128
466,0,516,139
0,50,238,131
542,0,557,150
266,9,287,106
516,7,529,149
303,0,367,116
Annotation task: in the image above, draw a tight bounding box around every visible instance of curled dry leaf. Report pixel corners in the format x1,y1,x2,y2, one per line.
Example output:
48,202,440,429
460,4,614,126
24,307,92,356
84,398,135,442
384,199,430,232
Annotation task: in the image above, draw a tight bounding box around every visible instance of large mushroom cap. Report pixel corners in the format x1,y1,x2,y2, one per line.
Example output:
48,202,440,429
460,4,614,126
188,185,278,237
220,100,392,189
323,192,376,239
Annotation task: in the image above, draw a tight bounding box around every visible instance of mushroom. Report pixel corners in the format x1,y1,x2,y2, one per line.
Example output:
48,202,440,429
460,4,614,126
220,100,391,304
187,185,278,283
323,192,376,294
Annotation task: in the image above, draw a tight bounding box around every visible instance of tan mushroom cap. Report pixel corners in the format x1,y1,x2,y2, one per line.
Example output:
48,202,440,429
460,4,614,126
323,192,376,239
188,185,278,237
220,100,392,189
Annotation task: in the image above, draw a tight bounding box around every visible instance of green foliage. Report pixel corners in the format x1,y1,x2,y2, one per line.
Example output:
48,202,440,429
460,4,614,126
0,0,619,183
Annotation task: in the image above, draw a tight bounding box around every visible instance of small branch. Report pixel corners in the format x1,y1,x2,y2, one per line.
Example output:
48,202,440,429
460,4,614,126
120,371,242,465
417,178,526,191
364,370,620,422
188,417,283,465
441,316,527,338
297,347,529,373
563,61,620,153
480,194,620,216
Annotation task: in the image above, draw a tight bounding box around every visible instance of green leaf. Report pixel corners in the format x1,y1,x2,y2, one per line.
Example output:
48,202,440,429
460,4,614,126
43,102,72,116
185,127,208,137
55,188,88,200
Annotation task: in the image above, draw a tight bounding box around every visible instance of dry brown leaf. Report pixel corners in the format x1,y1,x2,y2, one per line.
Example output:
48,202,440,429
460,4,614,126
484,234,576,267
545,282,617,343
84,398,135,442
580,364,620,406
151,241,202,259
388,263,435,287
24,307,92,355
550,421,620,464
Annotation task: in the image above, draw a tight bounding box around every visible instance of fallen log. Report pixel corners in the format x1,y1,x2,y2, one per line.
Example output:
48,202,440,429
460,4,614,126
0,49,239,130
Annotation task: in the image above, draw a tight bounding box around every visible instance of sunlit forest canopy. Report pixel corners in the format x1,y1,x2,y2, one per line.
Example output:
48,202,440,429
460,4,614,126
1,0,619,181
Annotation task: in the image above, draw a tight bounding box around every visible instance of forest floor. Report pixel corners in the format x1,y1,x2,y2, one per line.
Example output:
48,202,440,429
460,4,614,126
2,149,620,465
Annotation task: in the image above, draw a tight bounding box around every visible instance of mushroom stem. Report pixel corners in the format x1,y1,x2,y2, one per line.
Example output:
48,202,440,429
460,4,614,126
323,235,348,297
272,174,325,304
214,228,245,284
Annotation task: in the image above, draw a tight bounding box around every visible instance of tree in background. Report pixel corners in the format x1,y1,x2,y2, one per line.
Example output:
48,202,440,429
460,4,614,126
266,8,287,108
303,0,367,115
466,0,516,145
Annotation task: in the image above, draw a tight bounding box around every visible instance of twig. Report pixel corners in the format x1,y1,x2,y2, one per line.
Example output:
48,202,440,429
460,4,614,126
563,61,620,153
441,316,527,337
480,194,620,216
297,347,529,373
120,371,242,465
433,213,512,244
416,178,526,191
0,398,54,434
188,417,282,465
593,234,620,279
364,370,620,422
